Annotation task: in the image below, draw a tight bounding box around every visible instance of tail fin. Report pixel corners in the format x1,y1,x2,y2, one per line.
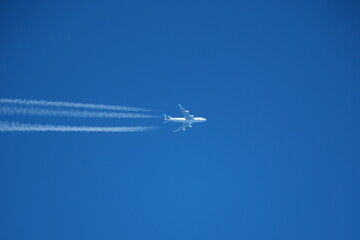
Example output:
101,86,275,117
163,114,171,124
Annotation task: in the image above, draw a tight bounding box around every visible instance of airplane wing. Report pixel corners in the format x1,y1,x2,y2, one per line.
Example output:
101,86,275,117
173,123,189,132
178,104,193,120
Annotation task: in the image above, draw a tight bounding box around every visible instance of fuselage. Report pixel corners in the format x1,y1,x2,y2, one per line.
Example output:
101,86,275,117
167,117,207,124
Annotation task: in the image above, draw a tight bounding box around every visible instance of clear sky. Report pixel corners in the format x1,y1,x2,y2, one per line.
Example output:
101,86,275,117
1,1,360,239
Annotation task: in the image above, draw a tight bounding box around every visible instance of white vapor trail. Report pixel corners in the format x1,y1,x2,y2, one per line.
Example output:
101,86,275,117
0,106,158,119
0,122,156,132
0,98,150,112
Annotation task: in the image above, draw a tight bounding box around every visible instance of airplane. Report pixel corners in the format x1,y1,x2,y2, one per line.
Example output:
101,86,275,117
164,104,207,132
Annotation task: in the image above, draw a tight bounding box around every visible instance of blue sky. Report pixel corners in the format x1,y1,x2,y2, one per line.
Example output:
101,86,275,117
1,0,360,239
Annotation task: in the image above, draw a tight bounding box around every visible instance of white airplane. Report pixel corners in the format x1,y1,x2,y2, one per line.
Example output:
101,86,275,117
164,104,207,132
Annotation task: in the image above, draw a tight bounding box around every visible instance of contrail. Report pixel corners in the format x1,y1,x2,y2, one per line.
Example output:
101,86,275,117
0,106,159,119
0,98,150,112
0,121,156,132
